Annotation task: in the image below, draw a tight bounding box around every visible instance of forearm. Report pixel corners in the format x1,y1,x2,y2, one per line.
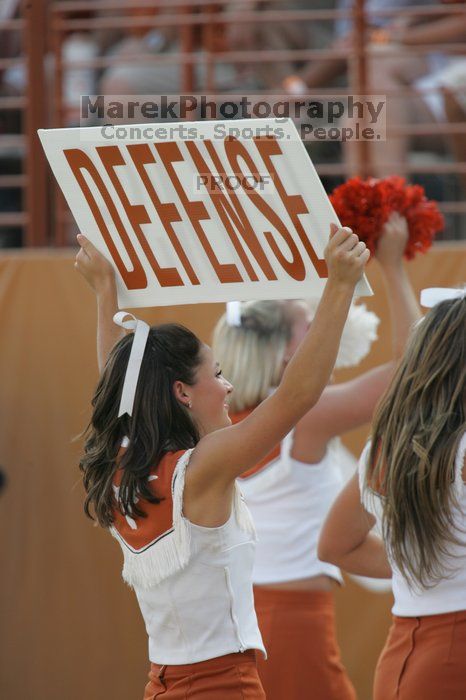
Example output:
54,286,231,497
324,533,392,579
401,16,466,45
381,262,421,357
96,277,124,372
299,57,347,89
280,279,354,412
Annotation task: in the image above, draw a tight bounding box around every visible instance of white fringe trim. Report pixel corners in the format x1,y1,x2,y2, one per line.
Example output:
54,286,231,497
233,482,257,538
112,449,194,591
112,448,257,589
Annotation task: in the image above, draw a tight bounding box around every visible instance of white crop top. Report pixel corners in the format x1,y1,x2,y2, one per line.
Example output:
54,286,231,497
112,449,266,664
239,433,346,585
359,433,466,617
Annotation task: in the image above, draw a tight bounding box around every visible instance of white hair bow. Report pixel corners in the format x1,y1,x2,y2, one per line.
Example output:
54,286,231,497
420,287,466,308
226,301,242,327
113,312,150,417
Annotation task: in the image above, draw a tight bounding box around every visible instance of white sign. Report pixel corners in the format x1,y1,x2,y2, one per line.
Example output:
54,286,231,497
39,118,371,307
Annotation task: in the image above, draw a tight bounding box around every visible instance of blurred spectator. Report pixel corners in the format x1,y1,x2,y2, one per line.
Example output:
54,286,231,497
281,0,422,93
443,69,466,193
99,6,183,98
63,31,99,125
281,0,466,179
99,4,243,100
352,2,466,178
224,0,333,90
0,0,21,94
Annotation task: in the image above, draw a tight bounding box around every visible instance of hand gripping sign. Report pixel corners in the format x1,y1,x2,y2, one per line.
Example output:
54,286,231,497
39,118,371,307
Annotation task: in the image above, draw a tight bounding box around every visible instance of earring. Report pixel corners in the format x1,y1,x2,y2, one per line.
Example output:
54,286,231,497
187,401,192,409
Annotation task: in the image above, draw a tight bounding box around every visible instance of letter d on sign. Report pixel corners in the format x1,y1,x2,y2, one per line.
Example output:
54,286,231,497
64,148,147,290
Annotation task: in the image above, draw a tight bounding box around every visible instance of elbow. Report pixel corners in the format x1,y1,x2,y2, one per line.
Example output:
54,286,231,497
317,538,340,567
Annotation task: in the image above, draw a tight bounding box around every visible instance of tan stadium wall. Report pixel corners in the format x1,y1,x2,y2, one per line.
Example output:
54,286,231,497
0,244,464,700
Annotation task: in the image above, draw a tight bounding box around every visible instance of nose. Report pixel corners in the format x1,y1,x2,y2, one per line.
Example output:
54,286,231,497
224,377,234,393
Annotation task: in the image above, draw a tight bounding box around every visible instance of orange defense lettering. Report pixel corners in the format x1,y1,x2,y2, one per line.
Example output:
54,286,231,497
253,137,328,278
64,148,147,290
224,137,306,281
188,140,277,282
97,145,184,287
155,142,243,284
126,143,200,285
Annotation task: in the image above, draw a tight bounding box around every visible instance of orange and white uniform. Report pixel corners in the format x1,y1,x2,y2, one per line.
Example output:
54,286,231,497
111,445,266,698
233,410,356,700
359,434,466,700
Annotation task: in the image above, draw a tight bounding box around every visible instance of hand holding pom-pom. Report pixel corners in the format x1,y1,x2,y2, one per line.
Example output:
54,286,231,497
375,212,409,268
329,176,444,261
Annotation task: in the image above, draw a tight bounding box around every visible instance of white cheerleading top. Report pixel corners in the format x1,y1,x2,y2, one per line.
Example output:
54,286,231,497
239,432,345,585
359,434,466,617
111,448,266,664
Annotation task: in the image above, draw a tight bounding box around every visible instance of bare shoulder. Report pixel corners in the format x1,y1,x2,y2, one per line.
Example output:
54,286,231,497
183,439,236,527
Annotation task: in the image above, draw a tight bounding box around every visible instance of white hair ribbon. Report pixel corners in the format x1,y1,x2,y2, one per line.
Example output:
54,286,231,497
420,287,466,308
113,311,150,418
226,301,242,327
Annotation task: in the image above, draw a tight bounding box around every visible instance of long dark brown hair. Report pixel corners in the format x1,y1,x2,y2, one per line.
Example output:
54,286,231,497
80,324,202,528
366,296,466,590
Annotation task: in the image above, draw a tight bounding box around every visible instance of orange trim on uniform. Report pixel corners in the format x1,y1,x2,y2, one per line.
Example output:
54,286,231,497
231,408,281,480
112,449,185,551
253,586,356,700
143,650,266,699
374,610,466,700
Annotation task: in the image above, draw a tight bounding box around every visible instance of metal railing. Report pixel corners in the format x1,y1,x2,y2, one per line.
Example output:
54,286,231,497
0,1,49,245
1,0,465,245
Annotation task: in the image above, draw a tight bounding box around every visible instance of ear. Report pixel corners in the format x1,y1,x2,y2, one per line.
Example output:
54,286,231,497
173,380,191,404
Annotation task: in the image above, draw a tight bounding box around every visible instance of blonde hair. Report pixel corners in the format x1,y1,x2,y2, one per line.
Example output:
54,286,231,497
366,296,466,590
212,301,292,413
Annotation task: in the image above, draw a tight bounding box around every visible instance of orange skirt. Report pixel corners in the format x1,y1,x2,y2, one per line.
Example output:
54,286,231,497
254,587,356,700
143,649,265,699
374,610,466,700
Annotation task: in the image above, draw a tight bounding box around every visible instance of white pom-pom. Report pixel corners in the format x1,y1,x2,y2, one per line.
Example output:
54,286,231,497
306,299,379,368
337,303,380,368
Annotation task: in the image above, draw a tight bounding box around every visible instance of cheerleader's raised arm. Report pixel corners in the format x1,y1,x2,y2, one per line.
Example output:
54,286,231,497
75,233,123,372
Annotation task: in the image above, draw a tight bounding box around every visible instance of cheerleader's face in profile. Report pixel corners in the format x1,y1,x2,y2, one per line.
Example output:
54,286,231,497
174,344,234,436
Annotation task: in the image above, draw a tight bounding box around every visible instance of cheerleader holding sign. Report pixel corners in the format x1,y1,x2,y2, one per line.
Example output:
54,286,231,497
319,287,466,700
75,225,369,699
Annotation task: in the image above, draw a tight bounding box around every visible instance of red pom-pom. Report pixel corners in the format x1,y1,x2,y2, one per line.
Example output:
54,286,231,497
329,176,444,259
